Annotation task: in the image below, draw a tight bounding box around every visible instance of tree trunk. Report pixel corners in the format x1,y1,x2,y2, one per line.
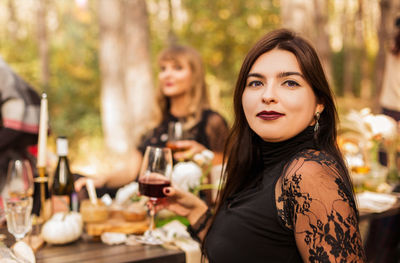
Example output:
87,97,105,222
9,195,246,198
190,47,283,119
36,0,50,90
341,2,355,97
98,0,153,154
313,0,332,85
356,0,370,99
123,0,154,145
280,0,332,84
99,0,129,154
7,0,19,41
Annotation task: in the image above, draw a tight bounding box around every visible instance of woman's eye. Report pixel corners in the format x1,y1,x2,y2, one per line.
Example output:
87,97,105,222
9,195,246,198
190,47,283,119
247,80,263,87
283,80,300,87
174,65,183,70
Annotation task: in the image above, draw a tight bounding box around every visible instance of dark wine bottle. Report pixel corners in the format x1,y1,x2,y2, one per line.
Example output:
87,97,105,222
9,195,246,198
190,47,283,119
51,136,76,213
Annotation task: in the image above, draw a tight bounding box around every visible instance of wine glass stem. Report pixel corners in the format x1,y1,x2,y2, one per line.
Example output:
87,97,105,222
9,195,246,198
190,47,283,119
148,199,157,235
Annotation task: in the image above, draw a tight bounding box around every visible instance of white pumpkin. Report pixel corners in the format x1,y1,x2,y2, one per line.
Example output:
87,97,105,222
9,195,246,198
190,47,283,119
41,212,83,244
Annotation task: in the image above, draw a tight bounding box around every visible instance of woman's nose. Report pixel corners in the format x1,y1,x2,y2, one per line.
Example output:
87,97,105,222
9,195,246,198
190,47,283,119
159,68,171,79
261,85,277,104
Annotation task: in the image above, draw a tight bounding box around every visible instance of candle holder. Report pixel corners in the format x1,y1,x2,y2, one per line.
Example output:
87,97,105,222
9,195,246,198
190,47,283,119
33,93,51,227
32,167,52,226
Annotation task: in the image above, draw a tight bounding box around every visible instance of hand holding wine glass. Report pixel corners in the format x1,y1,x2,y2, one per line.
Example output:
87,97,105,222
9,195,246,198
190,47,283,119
137,146,173,245
166,121,184,153
167,121,206,160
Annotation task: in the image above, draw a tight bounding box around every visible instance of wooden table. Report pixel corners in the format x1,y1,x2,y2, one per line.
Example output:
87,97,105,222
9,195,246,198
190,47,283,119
0,229,186,263
36,240,186,263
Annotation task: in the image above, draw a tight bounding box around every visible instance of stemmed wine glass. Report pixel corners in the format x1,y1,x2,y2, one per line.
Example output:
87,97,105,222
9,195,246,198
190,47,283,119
166,121,184,153
137,146,173,245
2,159,34,241
4,196,33,241
3,159,34,199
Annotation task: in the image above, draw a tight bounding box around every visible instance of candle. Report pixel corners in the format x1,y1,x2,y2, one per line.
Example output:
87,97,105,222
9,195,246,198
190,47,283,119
37,93,48,168
86,179,98,205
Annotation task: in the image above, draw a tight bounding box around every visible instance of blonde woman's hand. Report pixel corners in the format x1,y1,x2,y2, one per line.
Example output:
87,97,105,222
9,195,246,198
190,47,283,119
74,176,107,192
172,140,207,161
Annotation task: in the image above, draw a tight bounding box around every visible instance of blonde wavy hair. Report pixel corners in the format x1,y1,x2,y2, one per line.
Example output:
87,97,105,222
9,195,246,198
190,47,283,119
151,45,210,130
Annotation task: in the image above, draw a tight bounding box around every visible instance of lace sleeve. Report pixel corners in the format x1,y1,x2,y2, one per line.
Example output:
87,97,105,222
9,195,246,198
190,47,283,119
204,112,229,153
276,150,366,262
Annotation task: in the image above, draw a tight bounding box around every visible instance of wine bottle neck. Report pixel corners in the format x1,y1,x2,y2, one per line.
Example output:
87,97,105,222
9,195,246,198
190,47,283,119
56,137,68,156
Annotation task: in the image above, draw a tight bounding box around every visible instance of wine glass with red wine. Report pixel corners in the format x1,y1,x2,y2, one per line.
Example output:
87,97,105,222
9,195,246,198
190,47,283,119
137,146,173,245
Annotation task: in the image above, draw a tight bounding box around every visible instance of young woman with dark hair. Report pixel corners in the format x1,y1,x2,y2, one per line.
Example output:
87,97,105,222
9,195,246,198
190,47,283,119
159,29,365,262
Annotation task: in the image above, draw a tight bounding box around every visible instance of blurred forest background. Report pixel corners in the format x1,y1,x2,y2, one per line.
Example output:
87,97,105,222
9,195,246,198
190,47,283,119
0,0,399,173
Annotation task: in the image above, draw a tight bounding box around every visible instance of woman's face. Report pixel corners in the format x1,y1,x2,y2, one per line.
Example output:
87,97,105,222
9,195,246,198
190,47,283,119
242,49,324,142
158,57,193,98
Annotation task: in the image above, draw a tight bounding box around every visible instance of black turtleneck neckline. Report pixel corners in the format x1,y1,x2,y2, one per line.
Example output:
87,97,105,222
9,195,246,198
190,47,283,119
259,125,317,168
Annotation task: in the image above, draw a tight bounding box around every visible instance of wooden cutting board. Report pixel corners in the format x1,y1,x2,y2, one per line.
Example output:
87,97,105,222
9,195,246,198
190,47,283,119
85,217,149,236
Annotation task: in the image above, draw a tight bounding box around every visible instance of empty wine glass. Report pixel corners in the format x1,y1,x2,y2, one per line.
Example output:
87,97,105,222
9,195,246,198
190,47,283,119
3,159,34,199
5,196,33,241
137,146,173,245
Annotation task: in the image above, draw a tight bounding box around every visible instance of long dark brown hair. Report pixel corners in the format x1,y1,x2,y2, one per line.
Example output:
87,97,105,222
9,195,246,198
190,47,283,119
392,28,400,55
215,28,356,219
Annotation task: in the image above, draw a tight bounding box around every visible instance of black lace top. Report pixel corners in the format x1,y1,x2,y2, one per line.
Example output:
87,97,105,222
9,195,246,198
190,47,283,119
138,109,228,155
204,126,365,262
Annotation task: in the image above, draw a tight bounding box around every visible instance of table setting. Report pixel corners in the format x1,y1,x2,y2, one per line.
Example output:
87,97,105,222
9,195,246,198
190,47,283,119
0,153,198,263
0,96,209,263
0,130,215,263
339,108,400,217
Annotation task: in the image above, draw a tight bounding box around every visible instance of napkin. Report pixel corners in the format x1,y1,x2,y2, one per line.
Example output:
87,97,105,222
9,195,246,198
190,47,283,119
356,191,397,213
0,241,35,263
99,219,202,263
152,220,201,263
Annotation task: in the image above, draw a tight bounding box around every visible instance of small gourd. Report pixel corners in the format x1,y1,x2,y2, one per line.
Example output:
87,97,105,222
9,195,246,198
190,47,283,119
41,212,83,244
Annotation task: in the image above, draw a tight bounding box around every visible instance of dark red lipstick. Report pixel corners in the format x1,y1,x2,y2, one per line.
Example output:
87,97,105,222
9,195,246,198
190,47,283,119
256,111,284,120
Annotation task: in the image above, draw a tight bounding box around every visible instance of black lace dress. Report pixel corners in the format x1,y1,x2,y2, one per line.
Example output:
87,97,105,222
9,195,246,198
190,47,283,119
204,126,365,262
138,109,228,155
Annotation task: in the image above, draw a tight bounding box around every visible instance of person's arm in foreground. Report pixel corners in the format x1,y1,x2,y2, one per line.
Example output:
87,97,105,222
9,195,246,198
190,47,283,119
277,151,366,262
75,148,143,191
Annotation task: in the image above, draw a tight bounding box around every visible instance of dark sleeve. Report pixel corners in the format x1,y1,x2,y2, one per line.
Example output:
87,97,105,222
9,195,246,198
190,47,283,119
137,126,167,155
0,127,23,150
137,132,151,155
276,150,366,262
204,112,229,153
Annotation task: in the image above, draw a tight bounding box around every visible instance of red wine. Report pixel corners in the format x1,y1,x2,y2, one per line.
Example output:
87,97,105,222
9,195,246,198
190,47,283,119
139,178,171,198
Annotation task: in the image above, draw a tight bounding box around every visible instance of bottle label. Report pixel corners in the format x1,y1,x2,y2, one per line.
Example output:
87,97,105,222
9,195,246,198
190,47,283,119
52,195,70,213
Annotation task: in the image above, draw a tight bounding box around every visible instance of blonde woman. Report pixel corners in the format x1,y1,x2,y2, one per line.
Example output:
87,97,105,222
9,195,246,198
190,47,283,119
75,45,228,191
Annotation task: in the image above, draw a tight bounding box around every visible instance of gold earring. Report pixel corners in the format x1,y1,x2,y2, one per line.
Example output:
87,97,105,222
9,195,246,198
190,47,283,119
314,112,320,133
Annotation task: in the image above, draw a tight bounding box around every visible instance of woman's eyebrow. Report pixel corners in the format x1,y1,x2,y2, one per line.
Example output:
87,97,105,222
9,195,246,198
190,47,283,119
247,72,264,79
278,71,304,78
